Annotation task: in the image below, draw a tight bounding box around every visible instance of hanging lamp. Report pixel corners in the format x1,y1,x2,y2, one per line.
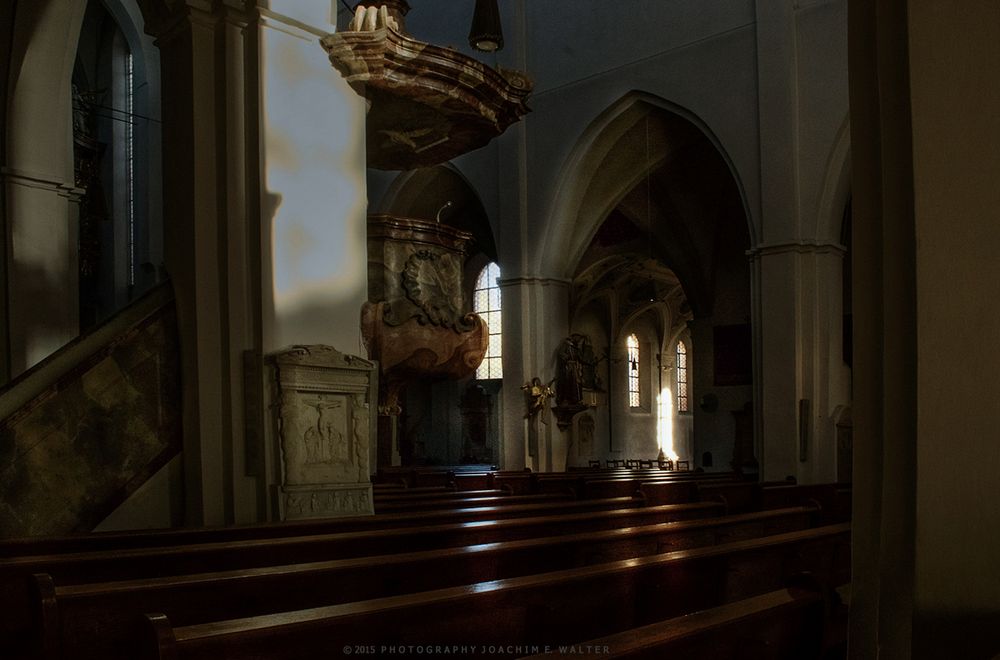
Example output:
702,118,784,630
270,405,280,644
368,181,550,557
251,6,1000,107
469,0,504,52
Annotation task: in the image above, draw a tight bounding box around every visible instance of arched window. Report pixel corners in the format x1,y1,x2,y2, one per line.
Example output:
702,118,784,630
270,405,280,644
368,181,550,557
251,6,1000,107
676,341,689,412
474,262,503,379
74,0,162,330
627,334,640,408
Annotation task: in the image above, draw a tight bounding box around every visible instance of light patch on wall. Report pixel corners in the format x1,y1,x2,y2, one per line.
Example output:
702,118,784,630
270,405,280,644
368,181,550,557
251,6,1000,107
260,20,368,351
657,387,678,460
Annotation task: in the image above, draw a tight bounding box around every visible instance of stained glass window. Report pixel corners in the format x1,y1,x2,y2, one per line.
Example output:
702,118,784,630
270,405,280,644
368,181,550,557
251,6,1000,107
627,334,640,408
474,262,503,379
676,341,689,412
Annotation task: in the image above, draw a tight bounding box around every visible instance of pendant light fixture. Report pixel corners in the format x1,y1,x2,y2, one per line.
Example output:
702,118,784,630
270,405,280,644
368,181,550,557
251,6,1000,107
469,0,504,52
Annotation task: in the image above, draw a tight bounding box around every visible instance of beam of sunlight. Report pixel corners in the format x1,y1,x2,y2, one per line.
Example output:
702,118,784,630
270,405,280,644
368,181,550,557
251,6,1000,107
657,387,679,461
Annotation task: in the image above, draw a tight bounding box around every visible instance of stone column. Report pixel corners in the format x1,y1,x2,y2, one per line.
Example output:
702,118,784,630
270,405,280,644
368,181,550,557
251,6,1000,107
146,2,255,527
499,276,570,471
752,243,845,484
266,345,376,519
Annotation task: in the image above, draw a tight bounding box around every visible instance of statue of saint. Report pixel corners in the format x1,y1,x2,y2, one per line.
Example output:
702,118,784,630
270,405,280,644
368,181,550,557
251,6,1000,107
521,377,554,419
556,334,585,406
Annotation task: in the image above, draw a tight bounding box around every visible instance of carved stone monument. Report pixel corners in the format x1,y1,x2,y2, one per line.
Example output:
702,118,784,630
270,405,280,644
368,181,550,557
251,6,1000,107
266,345,377,519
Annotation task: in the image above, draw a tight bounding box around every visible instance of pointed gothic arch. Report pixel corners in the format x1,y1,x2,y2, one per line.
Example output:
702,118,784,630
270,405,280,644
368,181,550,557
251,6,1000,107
537,90,756,281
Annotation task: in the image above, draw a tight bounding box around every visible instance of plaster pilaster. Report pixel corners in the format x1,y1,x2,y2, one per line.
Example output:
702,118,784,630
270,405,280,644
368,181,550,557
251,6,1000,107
499,276,571,471
751,241,847,483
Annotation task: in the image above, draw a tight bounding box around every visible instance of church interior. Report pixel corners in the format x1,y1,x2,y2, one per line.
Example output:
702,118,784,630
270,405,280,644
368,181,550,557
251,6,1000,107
0,0,999,658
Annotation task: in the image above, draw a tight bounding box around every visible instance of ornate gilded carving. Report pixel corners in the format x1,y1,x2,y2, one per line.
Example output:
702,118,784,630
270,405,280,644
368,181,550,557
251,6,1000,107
379,249,476,332
521,377,554,420
320,3,532,170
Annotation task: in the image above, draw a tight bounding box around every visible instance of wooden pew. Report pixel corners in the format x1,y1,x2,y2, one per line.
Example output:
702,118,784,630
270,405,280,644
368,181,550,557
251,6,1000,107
372,488,506,503
699,482,851,520
534,471,739,498
696,482,761,513
490,471,534,494
373,488,509,509
760,484,852,524
371,482,405,490
585,477,736,503
374,493,572,513
10,501,727,580
5,500,727,659
141,524,850,659
452,472,493,491
0,494,636,559
373,468,455,488
0,497,647,579
33,507,816,660
0,495,648,645
522,586,832,659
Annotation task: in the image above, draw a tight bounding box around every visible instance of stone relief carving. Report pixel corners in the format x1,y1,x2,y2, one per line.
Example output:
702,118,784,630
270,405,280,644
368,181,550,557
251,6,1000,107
352,394,369,475
281,394,357,485
284,487,372,519
381,249,475,332
274,344,375,370
267,345,375,519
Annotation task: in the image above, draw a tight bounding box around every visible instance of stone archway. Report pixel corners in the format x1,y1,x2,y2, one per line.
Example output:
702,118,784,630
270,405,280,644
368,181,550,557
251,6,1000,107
548,92,753,474
537,90,756,282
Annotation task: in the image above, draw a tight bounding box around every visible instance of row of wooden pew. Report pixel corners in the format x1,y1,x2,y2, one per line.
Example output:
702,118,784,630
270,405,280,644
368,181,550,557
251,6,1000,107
0,468,851,659
585,458,691,470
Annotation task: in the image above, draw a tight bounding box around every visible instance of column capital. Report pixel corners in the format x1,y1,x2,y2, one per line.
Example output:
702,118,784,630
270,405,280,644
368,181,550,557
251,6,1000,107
142,0,257,40
746,240,847,260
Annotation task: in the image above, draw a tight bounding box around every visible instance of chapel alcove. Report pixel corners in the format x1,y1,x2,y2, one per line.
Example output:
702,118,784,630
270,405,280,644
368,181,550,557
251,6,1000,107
562,97,753,472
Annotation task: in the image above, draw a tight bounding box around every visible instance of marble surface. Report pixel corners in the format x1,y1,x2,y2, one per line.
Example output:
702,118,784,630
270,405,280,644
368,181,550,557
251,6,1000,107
362,215,488,411
321,15,532,170
0,303,182,538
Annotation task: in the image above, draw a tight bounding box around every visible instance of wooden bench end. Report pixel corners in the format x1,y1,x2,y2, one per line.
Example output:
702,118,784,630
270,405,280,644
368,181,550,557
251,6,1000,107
144,613,179,660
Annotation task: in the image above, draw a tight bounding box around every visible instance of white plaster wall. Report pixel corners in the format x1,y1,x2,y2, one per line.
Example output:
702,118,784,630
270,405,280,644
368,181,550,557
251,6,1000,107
259,3,368,356
794,1,850,243
4,0,87,375
910,0,1000,616
612,315,661,461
